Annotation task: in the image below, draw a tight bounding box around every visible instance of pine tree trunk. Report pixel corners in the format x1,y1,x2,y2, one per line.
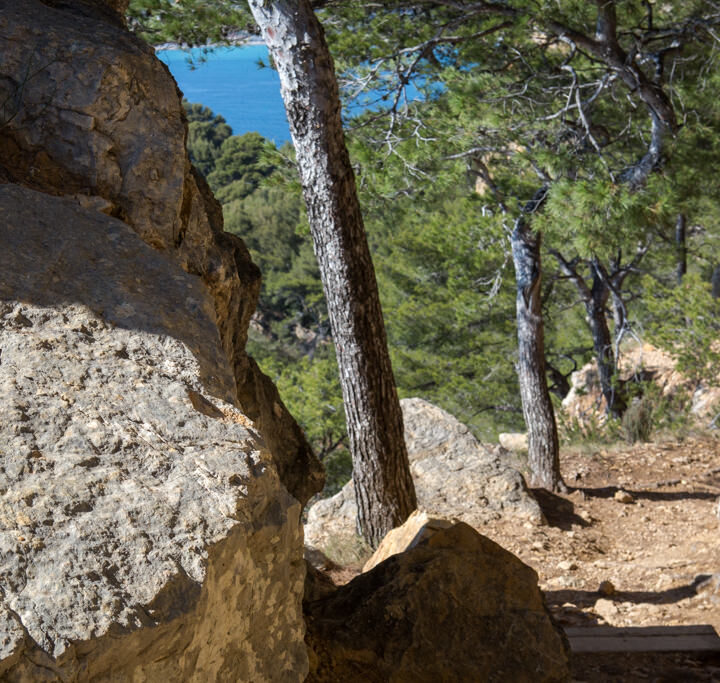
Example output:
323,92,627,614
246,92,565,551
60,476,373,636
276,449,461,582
247,0,416,547
611,291,625,343
586,262,625,418
676,213,687,285
511,194,564,492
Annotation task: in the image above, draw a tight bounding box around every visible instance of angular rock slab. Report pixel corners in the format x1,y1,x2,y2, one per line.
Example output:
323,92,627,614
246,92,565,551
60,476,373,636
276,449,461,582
361,510,453,573
305,523,570,682
305,397,543,551
0,185,307,681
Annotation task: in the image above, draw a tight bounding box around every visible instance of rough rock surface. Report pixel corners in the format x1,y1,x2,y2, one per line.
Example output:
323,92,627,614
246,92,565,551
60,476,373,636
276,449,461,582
304,523,570,682
0,0,323,504
0,185,307,680
305,398,543,551
38,0,130,27
361,510,453,573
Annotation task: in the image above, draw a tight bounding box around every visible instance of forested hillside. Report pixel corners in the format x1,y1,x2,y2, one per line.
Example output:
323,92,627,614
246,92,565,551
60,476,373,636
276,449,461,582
148,1,720,498
183,102,518,494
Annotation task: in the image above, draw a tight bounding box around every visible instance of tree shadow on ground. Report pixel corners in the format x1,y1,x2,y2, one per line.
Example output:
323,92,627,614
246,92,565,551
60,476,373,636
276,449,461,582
577,485,717,503
545,574,713,609
531,488,591,530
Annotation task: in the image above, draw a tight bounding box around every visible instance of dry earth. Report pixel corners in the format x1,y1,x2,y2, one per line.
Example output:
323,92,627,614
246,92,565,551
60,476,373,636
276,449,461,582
322,432,720,681
497,434,720,681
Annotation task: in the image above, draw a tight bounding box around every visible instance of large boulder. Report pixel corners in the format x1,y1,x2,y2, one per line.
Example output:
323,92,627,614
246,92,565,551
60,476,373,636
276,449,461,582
35,0,131,27
0,185,307,680
304,522,570,682
0,0,323,504
499,431,529,452
305,398,543,552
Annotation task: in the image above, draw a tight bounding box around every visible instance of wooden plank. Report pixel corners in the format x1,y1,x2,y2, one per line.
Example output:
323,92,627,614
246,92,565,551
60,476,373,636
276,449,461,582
569,634,720,653
566,625,717,638
565,625,720,654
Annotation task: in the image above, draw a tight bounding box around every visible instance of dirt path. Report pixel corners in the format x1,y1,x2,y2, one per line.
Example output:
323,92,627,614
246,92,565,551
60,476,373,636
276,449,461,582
483,434,720,681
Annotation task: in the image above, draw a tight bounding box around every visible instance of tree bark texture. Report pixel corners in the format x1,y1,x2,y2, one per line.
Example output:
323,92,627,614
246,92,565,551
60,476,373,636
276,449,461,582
511,190,564,491
611,289,625,342
247,0,417,546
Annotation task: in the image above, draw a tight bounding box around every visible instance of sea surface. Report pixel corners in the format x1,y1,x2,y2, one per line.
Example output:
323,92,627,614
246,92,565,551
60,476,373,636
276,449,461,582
158,45,291,145
159,45,424,147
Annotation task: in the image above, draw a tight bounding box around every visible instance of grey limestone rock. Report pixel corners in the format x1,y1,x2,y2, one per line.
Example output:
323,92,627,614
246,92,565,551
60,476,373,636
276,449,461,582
0,0,323,504
0,185,307,680
305,397,543,550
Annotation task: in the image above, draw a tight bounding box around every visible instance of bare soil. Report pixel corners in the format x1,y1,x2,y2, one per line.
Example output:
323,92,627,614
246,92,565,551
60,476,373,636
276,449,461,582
486,433,720,681
325,432,720,681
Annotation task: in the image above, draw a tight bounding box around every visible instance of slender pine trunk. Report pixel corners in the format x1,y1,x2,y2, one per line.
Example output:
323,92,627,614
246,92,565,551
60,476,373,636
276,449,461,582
675,213,687,285
511,190,564,492
587,261,625,418
247,0,416,547
712,265,720,300
611,290,625,343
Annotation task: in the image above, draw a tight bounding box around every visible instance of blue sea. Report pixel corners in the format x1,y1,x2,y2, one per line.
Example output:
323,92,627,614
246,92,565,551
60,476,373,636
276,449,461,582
159,45,425,147
158,45,291,145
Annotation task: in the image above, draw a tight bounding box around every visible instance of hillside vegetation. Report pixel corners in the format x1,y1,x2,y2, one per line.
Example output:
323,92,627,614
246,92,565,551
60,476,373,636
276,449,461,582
184,91,720,498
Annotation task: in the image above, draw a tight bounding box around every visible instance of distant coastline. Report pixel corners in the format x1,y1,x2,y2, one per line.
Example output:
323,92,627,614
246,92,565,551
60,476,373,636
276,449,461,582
155,31,265,51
